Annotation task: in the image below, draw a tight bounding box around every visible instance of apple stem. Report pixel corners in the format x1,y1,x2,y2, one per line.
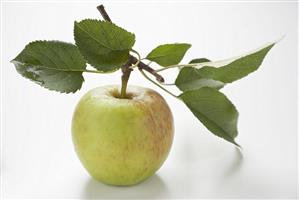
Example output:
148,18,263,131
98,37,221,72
120,57,134,98
96,5,165,83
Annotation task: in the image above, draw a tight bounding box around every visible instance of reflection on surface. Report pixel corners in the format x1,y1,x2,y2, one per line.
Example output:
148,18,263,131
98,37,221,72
81,174,169,199
81,148,244,199
224,147,244,177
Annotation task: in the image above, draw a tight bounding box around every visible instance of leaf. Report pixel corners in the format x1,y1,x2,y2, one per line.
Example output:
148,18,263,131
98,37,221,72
146,43,191,66
175,41,276,92
189,58,211,64
179,87,239,146
175,67,225,91
186,42,276,83
74,19,135,72
11,40,86,93
177,57,224,91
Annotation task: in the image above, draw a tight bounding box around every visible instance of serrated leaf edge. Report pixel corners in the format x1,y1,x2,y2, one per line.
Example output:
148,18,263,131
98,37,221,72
179,88,240,147
74,19,135,51
146,43,191,60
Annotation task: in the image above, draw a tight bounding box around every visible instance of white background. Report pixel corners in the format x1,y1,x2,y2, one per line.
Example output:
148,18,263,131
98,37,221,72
1,1,298,199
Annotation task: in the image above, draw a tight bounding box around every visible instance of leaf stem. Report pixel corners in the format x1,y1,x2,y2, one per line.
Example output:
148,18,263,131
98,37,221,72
130,49,141,68
84,69,103,74
131,49,141,61
155,63,198,72
161,83,175,86
139,69,178,99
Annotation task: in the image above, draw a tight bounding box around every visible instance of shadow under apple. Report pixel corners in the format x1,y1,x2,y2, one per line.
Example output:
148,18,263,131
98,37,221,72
81,174,169,199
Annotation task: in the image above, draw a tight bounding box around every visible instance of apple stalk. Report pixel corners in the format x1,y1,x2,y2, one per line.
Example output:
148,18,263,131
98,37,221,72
120,57,133,98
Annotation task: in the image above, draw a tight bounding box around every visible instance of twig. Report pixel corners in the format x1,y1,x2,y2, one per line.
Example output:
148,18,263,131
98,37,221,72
97,5,112,22
130,56,164,82
97,4,165,83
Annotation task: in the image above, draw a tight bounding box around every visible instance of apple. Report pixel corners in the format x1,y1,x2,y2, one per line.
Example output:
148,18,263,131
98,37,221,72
71,85,174,186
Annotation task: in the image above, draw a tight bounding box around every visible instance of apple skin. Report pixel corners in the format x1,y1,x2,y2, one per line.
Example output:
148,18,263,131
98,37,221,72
72,85,174,186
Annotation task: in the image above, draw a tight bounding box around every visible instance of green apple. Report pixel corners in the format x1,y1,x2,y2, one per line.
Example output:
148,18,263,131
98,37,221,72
71,85,174,186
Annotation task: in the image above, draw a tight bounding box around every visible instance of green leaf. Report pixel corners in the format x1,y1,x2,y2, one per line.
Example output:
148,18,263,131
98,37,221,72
175,67,225,91
74,19,135,72
146,43,191,66
186,42,276,83
11,40,86,93
179,87,239,146
175,41,276,92
189,58,211,64
176,57,224,91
